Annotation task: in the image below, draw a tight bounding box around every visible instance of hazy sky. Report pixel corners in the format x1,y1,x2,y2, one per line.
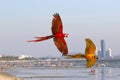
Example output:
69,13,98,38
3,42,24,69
0,0,120,57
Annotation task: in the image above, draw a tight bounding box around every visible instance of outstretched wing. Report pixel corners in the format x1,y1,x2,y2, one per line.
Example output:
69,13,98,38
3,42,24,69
85,38,97,68
53,37,68,56
52,13,63,34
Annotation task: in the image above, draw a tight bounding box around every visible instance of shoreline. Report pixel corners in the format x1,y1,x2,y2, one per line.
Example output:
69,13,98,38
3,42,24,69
0,71,23,80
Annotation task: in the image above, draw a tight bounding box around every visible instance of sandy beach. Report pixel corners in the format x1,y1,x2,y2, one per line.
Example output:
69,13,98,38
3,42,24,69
0,72,23,80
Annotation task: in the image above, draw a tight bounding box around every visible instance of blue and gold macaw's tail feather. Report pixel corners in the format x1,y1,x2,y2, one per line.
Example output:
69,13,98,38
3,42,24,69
67,53,85,59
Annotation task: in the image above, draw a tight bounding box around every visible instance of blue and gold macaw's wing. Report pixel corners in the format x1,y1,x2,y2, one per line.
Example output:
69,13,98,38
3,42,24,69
53,37,68,56
67,53,85,59
52,13,63,34
85,38,97,68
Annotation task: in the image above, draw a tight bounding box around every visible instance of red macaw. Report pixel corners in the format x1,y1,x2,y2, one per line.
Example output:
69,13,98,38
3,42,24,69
67,38,98,68
28,13,69,56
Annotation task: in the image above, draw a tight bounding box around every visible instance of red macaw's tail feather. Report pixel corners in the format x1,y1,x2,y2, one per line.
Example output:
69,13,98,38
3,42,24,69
28,35,54,42
67,53,85,59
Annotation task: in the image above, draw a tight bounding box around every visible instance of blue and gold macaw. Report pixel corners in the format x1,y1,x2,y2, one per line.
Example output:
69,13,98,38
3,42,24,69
67,38,98,68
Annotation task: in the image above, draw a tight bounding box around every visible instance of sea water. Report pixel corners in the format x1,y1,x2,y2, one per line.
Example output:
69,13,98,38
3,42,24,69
6,66,120,80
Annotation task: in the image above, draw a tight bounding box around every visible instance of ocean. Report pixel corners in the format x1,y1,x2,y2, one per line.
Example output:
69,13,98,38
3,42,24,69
3,59,120,80
6,67,120,80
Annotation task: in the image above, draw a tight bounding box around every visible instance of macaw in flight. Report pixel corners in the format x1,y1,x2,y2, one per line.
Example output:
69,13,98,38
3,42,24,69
28,13,69,56
67,38,98,68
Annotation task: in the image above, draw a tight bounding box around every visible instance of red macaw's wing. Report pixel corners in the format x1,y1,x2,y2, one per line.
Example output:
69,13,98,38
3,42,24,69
52,13,63,34
85,38,97,68
53,37,68,56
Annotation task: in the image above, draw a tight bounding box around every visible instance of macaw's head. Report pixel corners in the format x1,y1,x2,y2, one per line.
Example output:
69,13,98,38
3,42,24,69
94,55,99,59
64,33,69,37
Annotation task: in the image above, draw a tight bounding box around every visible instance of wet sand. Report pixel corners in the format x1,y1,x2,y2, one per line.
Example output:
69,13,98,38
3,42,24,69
0,72,23,80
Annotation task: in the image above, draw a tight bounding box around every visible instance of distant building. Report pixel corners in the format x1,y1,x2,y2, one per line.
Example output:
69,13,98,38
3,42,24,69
97,49,102,58
101,40,106,58
105,48,113,58
97,40,113,59
18,55,33,59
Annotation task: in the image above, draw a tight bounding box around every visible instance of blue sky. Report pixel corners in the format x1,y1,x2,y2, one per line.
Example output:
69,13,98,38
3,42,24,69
0,0,120,57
